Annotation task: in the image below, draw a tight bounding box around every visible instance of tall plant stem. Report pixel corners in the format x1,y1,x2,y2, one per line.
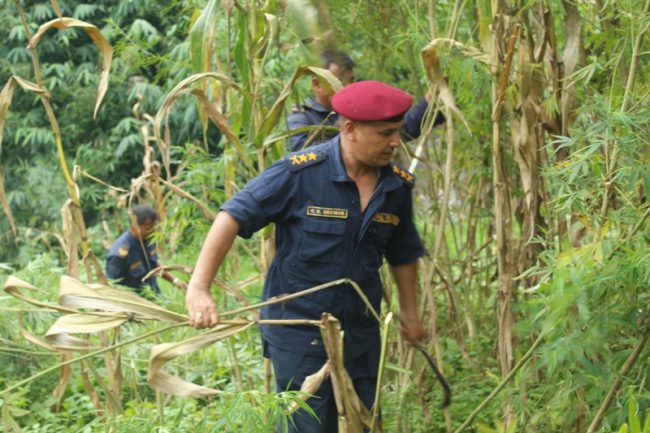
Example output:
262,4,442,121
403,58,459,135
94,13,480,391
453,332,545,433
586,335,648,433
0,322,186,397
15,1,77,203
600,0,650,217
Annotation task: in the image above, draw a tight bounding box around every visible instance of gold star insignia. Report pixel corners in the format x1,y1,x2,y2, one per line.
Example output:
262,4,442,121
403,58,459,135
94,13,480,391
299,154,308,163
308,152,317,161
118,247,128,257
400,169,407,179
290,155,300,165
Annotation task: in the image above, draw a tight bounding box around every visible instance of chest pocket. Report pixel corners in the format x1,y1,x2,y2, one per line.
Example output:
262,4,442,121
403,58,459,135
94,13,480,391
128,260,147,279
368,223,394,251
298,219,347,264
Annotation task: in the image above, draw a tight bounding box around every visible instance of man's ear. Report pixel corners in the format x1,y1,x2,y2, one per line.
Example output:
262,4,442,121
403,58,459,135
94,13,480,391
311,76,321,90
342,120,357,141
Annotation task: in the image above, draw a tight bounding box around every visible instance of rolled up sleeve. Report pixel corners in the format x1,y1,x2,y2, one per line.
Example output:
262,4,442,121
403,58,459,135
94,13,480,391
221,159,293,238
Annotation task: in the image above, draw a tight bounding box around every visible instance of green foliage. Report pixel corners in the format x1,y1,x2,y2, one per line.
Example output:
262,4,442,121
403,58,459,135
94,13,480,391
1,0,649,432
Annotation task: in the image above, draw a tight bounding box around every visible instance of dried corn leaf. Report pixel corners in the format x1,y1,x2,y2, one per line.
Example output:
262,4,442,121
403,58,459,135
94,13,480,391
49,0,62,17
320,314,371,433
0,76,49,236
45,314,129,342
4,276,74,314
53,355,72,412
255,66,341,145
58,276,187,323
148,321,254,397
421,42,471,132
0,166,15,237
153,72,248,177
289,361,330,413
29,17,112,119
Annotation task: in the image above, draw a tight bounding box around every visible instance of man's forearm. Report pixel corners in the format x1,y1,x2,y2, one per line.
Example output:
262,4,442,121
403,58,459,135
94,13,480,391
189,211,240,292
391,261,420,319
390,261,425,343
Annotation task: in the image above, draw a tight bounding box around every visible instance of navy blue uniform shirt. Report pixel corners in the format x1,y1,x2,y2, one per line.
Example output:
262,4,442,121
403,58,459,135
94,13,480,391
106,230,161,294
286,97,445,152
286,97,339,151
222,137,424,358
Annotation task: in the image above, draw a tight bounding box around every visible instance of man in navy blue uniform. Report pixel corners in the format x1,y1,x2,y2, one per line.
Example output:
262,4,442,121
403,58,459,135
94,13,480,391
187,81,426,432
287,50,445,152
106,205,187,296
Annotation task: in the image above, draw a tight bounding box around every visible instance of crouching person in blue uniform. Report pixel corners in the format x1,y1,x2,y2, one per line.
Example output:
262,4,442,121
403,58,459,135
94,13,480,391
106,204,187,297
186,81,426,432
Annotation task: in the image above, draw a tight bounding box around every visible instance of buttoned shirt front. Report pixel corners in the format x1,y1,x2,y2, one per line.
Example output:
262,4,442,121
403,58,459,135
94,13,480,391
222,137,424,357
106,230,161,294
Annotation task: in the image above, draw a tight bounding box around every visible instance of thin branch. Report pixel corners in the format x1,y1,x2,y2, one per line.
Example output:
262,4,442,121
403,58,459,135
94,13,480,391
453,332,545,433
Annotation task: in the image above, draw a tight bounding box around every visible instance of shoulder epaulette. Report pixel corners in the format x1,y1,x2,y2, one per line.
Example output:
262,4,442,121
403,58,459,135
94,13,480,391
286,150,327,172
390,163,415,188
117,244,129,257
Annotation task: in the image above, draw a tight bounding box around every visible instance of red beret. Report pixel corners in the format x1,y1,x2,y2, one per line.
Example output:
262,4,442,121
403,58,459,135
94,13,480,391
331,80,413,121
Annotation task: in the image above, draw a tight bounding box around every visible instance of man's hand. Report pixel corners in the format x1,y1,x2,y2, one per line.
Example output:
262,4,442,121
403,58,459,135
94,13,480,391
399,316,426,345
186,286,219,328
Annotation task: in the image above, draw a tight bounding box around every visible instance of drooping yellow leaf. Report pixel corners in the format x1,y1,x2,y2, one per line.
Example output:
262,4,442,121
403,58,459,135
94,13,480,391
289,361,330,413
153,72,249,178
147,321,254,397
255,66,341,146
45,314,129,344
58,276,187,323
421,41,474,133
29,17,113,119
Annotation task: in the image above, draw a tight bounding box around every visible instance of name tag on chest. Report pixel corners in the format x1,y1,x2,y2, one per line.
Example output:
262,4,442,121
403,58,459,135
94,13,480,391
306,206,349,219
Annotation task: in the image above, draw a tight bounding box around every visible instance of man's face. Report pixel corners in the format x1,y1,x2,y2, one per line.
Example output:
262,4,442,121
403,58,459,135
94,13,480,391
135,218,157,241
313,63,355,107
345,120,404,167
329,62,355,86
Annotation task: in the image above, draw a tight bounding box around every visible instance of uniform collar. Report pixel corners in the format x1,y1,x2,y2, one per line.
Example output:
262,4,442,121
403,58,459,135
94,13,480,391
304,97,334,114
327,136,350,182
326,137,404,191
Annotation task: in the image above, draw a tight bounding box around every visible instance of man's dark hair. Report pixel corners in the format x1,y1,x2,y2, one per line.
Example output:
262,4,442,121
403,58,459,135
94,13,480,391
132,205,158,225
321,50,355,71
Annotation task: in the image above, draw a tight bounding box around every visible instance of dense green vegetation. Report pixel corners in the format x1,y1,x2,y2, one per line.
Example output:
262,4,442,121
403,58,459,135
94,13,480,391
1,0,648,432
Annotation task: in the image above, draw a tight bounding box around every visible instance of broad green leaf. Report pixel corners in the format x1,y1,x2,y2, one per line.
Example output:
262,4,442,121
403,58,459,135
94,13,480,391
190,0,220,73
629,394,641,433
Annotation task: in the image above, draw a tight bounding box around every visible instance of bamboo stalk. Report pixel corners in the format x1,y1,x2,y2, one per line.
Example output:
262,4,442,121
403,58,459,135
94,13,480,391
586,335,649,433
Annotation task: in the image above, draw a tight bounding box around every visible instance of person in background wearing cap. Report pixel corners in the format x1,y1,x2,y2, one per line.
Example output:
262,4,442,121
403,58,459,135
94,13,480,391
106,204,188,297
186,80,425,432
287,50,445,152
